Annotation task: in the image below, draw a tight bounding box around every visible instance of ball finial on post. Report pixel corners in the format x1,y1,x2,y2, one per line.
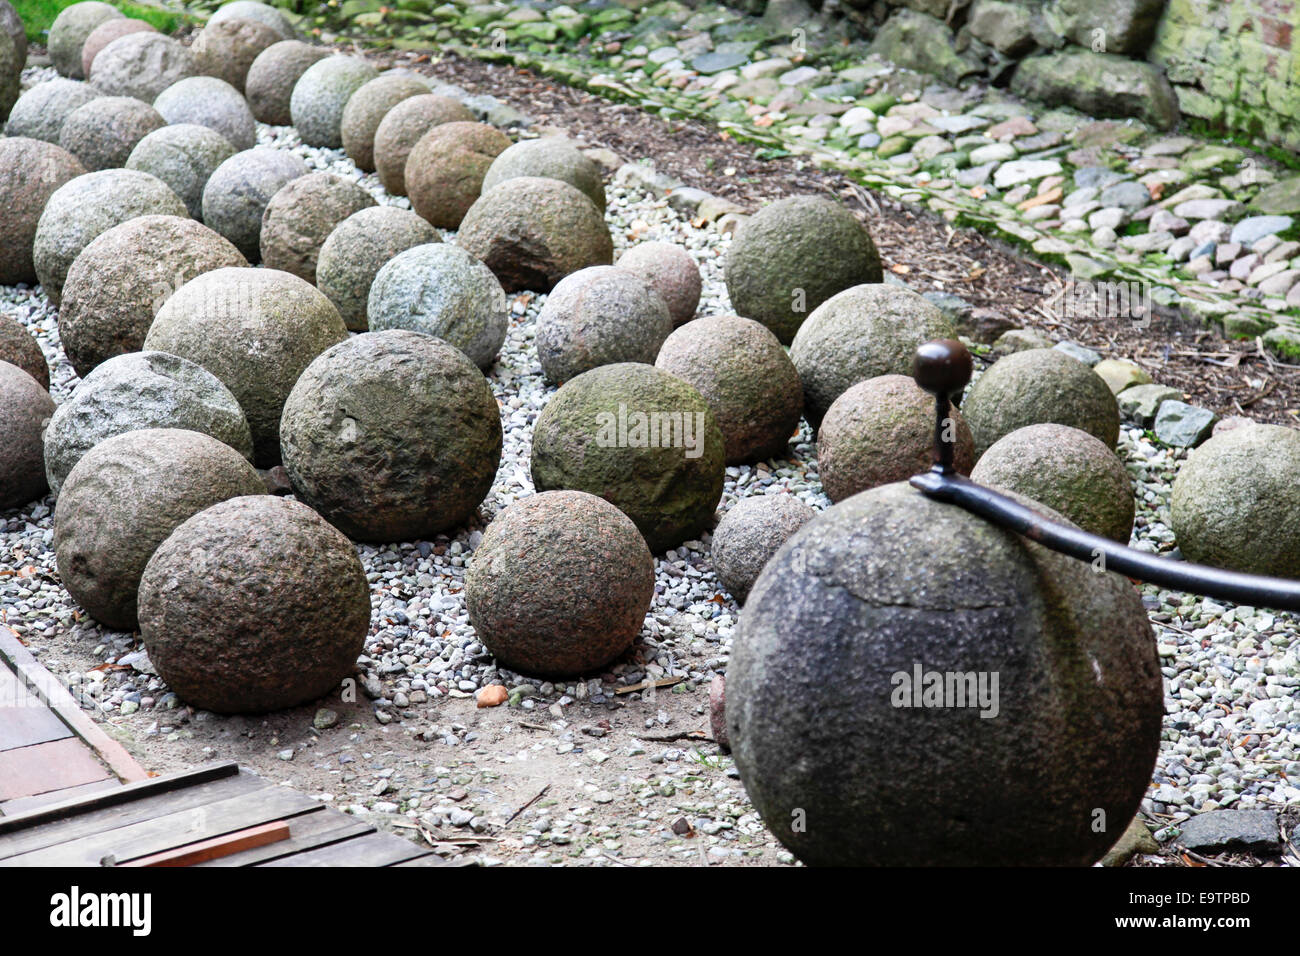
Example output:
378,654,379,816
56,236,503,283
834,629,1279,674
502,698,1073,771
913,339,972,474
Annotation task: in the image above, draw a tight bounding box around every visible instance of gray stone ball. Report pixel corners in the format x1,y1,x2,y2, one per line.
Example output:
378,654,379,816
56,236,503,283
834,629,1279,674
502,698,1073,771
289,54,377,149
817,374,975,503
49,1,122,79
482,137,606,212
466,491,654,677
259,172,376,283
367,243,507,370
53,428,263,631
372,93,474,196
0,314,50,390
537,266,671,384
0,137,86,287
962,348,1120,458
1171,423,1300,578
58,95,166,171
191,16,281,92
316,205,441,331
153,76,257,151
33,168,187,306
0,0,27,69
244,40,328,126
59,215,247,378
530,363,725,553
126,123,238,221
89,32,197,102
341,72,430,172
44,351,254,498
5,78,100,143
728,481,1163,866
789,283,956,429
280,330,503,542
726,195,883,345
144,267,348,465
616,241,701,326
209,1,297,40
711,494,815,603
458,177,613,293
406,121,511,230
0,30,16,123
655,314,802,464
972,423,1135,544
201,147,309,260
0,361,55,509
138,495,368,715
81,17,155,79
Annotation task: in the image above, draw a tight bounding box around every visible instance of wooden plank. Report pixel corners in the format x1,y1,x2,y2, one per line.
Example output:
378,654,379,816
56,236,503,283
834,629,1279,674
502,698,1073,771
0,737,112,802
0,778,121,817
193,808,376,867
0,667,73,751
119,821,291,867
258,831,433,868
4,784,322,866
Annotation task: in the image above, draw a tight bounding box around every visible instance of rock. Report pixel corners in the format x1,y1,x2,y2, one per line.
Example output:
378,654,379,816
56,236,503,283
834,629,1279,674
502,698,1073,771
0,33,15,121
818,374,974,502
80,18,155,79
316,206,440,332
406,121,511,230
725,195,882,345
89,32,197,101
1117,383,1183,426
0,316,49,390
144,267,348,465
1101,815,1159,867
313,708,339,730
201,147,309,260
4,79,100,143
709,675,729,752
59,215,247,378
54,428,265,630
530,363,724,553
467,491,653,676
367,243,507,370
126,124,238,221
728,482,1162,866
1099,180,1151,212
789,284,955,428
245,40,329,126
615,242,701,327
1153,400,1218,448
372,94,475,197
1230,215,1293,247
457,177,613,293
962,348,1119,457
280,330,502,541
993,327,1055,354
536,266,671,384
868,10,984,87
33,168,187,307
1171,423,1300,578
1175,810,1280,854
58,95,166,171
0,138,87,286
138,495,369,714
1250,176,1300,216
341,72,430,172
290,55,378,149
1174,199,1243,221
0,0,25,69
49,2,122,79
482,137,606,212
259,172,376,283
1010,51,1179,130
1053,340,1102,366
191,15,281,92
1056,0,1164,55
153,76,257,151
209,0,296,40
972,423,1135,542
993,159,1063,190
476,685,508,708
0,362,55,509
711,494,815,604
1092,358,1151,394
967,0,1036,56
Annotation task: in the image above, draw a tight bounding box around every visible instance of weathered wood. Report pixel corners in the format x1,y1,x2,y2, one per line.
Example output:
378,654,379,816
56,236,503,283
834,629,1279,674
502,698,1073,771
0,667,73,752
120,820,292,867
0,738,112,802
0,778,121,817
193,808,375,867
258,831,433,868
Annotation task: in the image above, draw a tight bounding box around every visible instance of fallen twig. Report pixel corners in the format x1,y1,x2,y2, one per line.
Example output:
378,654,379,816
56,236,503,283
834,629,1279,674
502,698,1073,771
504,783,551,826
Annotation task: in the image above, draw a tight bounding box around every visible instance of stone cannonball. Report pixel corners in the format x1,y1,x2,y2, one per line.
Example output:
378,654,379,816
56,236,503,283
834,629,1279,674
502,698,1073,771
710,494,815,603
209,1,297,40
0,315,50,390
153,76,257,151
58,95,166,171
191,16,282,92
126,124,238,221
5,79,100,143
0,0,27,68
80,17,155,79
259,172,376,283
201,147,309,260
616,241,701,327
0,29,15,123
405,121,510,230
289,54,377,149
341,72,430,172
481,137,606,212
244,40,329,126
0,137,86,287
48,2,122,79
88,32,197,102
0,361,55,509
372,93,474,196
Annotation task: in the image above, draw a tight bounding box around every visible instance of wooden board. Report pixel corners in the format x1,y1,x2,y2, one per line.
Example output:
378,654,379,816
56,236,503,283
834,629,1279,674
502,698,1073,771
0,667,73,752
193,808,375,867
0,778,121,818
121,821,291,867
0,738,112,802
258,831,435,868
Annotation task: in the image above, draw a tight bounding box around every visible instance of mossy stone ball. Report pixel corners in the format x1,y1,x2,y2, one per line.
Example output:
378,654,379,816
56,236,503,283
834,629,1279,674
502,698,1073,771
972,423,1135,544
530,363,725,553
58,96,166,171
458,177,613,293
245,40,329,126
89,32,197,101
1171,423,1300,578
789,284,956,428
80,18,154,79
5,79,100,143
209,1,297,40
126,124,238,221
59,215,247,378
616,241,701,326
54,428,265,631
372,93,475,196
406,121,511,230
711,494,815,603
279,330,503,542
341,72,430,172
144,267,348,465
0,361,55,509
138,495,370,715
482,137,606,212
817,374,974,502
316,205,441,331
962,348,1120,458
259,172,376,283
153,76,257,151
201,147,309,260
466,491,654,677
289,54,378,149
191,16,282,92
725,195,883,345
728,481,1163,866
656,314,802,464
48,2,122,79
0,315,50,390
0,137,87,286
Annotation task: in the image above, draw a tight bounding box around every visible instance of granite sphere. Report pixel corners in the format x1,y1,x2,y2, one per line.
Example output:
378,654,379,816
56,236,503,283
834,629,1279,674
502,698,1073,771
616,241,701,327
0,361,55,509
80,17,155,79
406,121,511,230
289,54,377,149
191,16,281,92
0,0,26,68
5,79,100,143
209,1,297,40
58,95,166,172
153,76,257,151
49,1,122,79
482,137,606,212
341,72,430,172
244,39,329,126
0,314,50,390
0,137,86,286
201,147,309,260
259,172,376,283
89,32,197,101
372,93,474,196
126,123,238,221
711,494,815,603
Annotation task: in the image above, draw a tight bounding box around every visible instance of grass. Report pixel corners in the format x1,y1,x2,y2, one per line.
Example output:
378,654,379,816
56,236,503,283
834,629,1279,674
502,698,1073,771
11,0,182,44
